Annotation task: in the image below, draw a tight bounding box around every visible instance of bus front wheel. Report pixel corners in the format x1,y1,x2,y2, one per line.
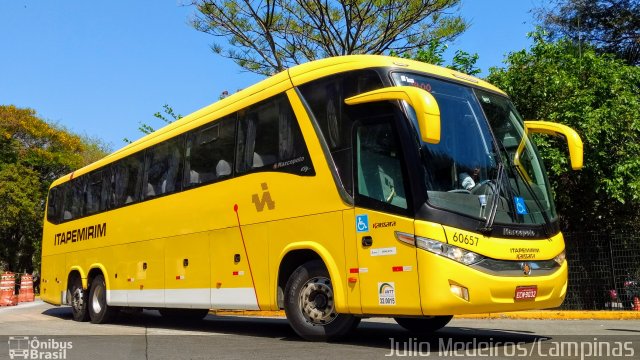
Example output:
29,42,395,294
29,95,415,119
394,315,453,333
284,260,359,341
88,274,119,324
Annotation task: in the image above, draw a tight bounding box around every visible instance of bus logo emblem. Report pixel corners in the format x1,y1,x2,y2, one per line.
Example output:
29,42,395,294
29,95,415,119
252,183,275,212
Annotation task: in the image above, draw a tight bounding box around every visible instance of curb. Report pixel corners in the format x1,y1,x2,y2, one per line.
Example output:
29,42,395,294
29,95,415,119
455,311,640,320
209,310,640,320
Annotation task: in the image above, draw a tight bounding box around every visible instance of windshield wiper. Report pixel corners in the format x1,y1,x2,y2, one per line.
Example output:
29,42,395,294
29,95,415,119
477,162,504,234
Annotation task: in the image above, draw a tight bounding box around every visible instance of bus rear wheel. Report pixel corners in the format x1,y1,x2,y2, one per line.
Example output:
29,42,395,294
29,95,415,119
394,315,453,333
284,260,359,341
88,274,119,324
69,276,89,322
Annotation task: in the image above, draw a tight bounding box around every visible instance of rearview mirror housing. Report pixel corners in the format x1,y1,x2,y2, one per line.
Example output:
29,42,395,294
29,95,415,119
524,121,584,170
344,86,441,144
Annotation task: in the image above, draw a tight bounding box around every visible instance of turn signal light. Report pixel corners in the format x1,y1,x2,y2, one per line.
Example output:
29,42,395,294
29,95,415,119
450,284,469,301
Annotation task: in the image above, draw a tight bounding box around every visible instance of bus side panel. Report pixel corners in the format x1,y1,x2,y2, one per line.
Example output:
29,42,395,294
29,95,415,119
124,239,165,307
210,227,260,310
164,232,211,308
108,244,129,306
269,211,348,313
40,254,66,305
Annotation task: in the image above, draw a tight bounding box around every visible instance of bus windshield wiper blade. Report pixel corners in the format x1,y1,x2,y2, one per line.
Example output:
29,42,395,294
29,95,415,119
478,163,504,234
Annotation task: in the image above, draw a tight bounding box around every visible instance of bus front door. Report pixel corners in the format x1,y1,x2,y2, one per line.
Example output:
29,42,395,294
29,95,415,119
352,118,422,315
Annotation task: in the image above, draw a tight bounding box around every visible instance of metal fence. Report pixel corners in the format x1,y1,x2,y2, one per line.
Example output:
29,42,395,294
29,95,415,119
562,232,640,310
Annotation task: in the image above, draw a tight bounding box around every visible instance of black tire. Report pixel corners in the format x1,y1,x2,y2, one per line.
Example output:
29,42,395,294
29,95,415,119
284,260,358,341
159,308,210,321
88,275,119,324
394,315,453,333
69,276,89,322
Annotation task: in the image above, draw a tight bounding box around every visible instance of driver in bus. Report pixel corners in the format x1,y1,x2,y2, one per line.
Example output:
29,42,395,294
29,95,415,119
460,166,481,191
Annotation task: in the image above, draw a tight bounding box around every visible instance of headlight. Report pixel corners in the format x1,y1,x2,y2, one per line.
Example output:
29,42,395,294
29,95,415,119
553,249,566,265
416,237,484,265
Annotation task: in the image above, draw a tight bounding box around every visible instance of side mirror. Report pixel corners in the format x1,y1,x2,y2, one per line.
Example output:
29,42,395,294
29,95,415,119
344,86,441,144
523,121,584,170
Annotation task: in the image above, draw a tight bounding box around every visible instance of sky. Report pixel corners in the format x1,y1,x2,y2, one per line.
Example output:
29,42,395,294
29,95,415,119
0,0,546,150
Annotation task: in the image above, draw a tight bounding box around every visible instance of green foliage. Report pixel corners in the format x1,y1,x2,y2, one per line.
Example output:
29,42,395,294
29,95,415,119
537,0,640,65
192,0,468,76
488,31,640,231
0,105,110,272
124,104,182,144
451,50,480,75
0,165,41,273
396,39,481,75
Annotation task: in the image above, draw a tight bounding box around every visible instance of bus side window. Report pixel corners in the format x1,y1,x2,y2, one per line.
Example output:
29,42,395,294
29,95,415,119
144,136,184,198
86,170,103,215
100,165,113,211
114,153,144,206
236,94,312,175
299,70,384,194
62,178,85,220
236,106,278,173
46,187,62,224
184,116,236,187
355,116,409,212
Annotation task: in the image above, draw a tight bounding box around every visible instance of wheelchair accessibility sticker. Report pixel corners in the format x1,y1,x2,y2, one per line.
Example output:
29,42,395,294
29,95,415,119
514,196,528,215
356,214,369,232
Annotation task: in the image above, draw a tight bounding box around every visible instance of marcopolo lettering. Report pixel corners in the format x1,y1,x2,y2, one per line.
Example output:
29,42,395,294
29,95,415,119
54,223,107,246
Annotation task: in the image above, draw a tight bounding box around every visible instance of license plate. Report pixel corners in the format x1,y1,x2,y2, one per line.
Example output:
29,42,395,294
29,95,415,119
514,286,537,301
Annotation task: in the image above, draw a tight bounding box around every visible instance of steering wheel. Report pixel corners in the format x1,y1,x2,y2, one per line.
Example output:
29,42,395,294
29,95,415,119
447,189,471,194
471,180,498,195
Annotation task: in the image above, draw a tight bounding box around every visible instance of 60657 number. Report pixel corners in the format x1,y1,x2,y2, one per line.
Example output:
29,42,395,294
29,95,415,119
451,232,480,247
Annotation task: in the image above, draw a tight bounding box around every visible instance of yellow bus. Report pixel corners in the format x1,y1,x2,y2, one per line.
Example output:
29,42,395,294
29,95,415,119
41,55,583,341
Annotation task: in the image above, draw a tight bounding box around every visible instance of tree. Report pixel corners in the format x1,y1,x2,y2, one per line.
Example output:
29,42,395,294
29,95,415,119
123,104,183,143
487,31,640,232
537,0,640,65
0,105,110,272
191,0,467,75
0,165,41,272
399,39,480,75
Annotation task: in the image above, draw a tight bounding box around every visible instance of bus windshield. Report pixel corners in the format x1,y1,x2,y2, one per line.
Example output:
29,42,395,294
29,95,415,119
391,72,556,227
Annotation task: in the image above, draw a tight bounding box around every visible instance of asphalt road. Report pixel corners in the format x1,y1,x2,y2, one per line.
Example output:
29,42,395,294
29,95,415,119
1,301,640,359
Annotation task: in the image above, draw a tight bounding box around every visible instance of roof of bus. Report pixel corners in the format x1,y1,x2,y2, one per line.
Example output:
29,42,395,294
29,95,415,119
49,54,507,188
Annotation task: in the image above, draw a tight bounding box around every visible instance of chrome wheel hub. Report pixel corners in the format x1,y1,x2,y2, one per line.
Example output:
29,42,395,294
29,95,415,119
91,286,103,314
71,287,84,311
299,276,337,325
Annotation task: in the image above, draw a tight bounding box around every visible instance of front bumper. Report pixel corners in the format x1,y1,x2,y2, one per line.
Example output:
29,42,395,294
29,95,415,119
417,250,567,315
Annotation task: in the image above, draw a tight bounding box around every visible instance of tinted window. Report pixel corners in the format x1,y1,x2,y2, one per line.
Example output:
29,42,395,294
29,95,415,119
63,178,85,220
355,118,408,210
46,187,62,223
144,137,184,198
113,153,144,206
85,170,104,215
299,70,383,194
100,166,113,211
185,117,235,187
236,94,313,175
236,101,279,173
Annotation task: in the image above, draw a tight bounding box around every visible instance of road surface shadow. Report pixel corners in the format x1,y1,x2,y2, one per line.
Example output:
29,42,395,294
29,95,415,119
42,307,550,350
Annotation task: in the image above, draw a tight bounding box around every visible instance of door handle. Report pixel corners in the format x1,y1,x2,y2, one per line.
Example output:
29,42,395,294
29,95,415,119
362,236,373,247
